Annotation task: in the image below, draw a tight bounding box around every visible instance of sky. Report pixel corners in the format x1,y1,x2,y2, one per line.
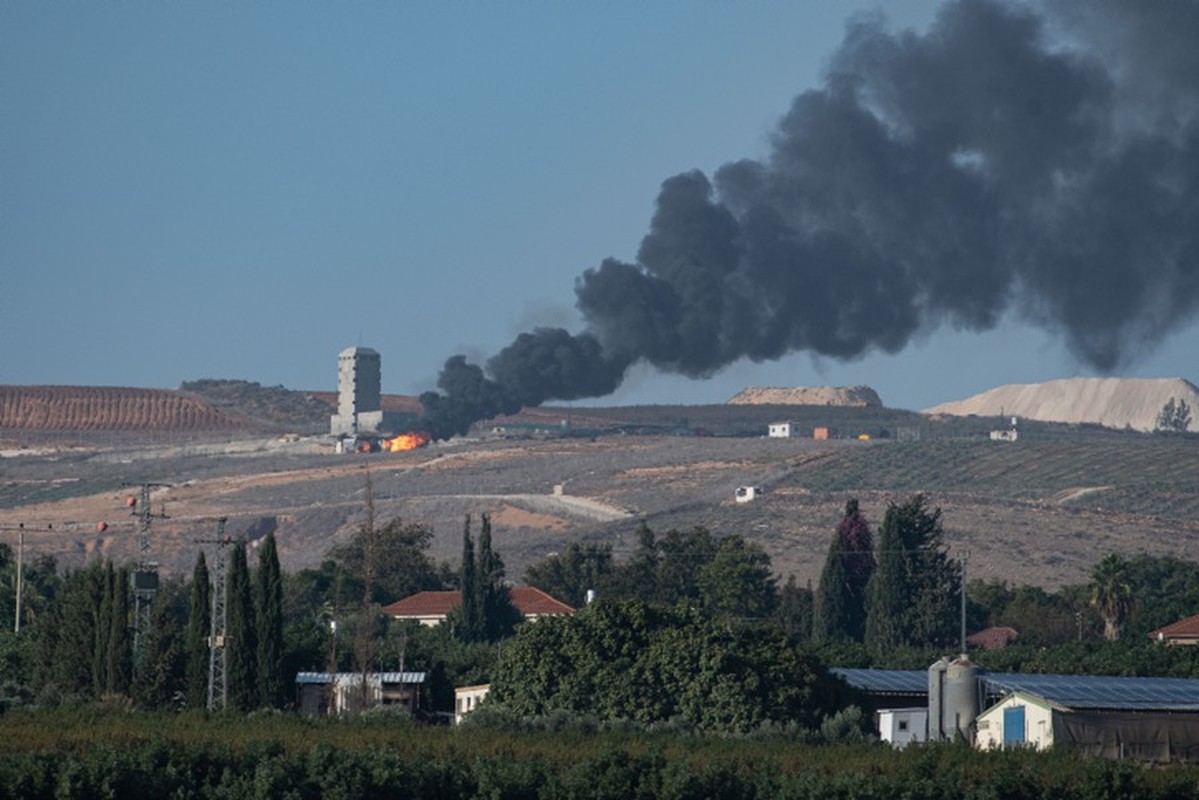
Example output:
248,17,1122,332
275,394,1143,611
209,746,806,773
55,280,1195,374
3,1,1196,413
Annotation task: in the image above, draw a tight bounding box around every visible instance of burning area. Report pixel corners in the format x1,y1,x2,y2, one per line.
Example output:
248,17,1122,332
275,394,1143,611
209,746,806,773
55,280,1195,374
419,0,1199,440
383,432,431,452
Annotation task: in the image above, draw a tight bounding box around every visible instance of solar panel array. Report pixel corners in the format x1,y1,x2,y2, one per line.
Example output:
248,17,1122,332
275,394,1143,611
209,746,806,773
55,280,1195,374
832,668,1199,711
986,673,1199,711
832,668,928,695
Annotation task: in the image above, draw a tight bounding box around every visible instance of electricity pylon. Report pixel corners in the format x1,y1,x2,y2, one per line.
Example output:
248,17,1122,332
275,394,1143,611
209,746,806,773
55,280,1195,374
195,518,232,711
121,481,171,662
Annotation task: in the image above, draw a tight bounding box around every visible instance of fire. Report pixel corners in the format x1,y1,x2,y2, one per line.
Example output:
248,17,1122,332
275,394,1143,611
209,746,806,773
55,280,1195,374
383,431,431,452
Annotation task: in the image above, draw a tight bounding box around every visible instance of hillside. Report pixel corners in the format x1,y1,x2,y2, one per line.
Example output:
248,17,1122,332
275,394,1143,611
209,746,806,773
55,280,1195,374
924,377,1199,432
0,385,251,433
2,418,1196,592
727,385,882,407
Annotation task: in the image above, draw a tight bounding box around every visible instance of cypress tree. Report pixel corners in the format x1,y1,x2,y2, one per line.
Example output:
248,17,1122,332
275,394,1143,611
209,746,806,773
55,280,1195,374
135,586,185,709
815,500,875,642
226,541,258,710
458,516,479,641
185,552,211,708
44,563,103,698
814,537,852,642
255,531,285,708
865,503,909,650
92,561,114,694
107,566,133,694
865,494,959,650
477,514,518,641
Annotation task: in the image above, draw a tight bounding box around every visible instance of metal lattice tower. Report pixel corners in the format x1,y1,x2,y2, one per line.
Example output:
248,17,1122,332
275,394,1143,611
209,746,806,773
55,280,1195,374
123,481,170,662
204,518,231,712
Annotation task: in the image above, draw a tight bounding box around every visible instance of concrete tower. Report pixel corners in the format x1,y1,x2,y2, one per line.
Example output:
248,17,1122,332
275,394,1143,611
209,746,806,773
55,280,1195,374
331,346,384,435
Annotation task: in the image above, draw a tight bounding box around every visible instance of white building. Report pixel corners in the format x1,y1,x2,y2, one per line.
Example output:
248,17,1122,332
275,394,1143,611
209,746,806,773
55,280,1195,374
767,422,794,438
455,684,490,724
975,691,1059,750
735,486,762,503
878,708,929,748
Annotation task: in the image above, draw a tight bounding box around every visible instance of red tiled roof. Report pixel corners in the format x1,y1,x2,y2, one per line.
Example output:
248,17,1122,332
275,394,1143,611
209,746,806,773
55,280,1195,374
509,586,576,616
1148,613,1199,641
382,586,575,619
381,591,460,618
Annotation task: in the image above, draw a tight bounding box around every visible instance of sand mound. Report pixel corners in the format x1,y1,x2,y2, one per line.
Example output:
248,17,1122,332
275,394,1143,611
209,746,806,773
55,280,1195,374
923,377,1198,432
727,386,883,407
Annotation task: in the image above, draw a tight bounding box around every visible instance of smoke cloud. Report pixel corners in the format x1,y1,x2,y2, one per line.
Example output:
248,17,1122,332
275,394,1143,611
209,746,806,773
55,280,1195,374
420,0,1199,439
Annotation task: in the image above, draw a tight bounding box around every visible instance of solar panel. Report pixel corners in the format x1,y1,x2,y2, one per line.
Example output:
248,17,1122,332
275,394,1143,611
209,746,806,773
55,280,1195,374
832,668,1199,711
985,673,1199,711
832,668,928,694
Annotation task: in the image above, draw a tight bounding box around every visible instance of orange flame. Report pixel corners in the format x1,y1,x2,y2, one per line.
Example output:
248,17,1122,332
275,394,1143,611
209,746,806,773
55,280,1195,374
383,431,431,452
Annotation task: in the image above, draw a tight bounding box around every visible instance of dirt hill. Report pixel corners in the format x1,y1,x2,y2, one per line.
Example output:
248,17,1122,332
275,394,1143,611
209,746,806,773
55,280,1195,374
0,385,252,432
727,386,883,407
924,377,1199,432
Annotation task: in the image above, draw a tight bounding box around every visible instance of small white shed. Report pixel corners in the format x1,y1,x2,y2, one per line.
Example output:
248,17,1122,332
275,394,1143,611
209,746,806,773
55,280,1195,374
735,486,762,503
767,422,794,438
878,708,928,748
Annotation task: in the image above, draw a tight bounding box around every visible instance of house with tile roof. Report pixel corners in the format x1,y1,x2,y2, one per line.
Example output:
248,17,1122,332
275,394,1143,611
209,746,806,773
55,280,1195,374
382,586,575,627
1148,613,1199,646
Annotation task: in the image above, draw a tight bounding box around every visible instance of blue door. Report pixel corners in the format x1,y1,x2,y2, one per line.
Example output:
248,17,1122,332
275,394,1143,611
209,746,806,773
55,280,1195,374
1003,706,1026,747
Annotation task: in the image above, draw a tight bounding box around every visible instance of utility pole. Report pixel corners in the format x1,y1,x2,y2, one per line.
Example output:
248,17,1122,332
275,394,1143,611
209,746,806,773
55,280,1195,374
196,518,232,712
122,482,171,662
2,522,106,632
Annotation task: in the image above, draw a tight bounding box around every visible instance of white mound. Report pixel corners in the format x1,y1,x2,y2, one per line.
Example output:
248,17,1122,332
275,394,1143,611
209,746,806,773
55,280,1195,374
923,377,1198,432
727,385,883,407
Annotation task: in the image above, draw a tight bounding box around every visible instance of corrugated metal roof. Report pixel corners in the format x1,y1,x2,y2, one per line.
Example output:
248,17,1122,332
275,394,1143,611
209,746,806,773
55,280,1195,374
833,667,1199,711
295,671,426,685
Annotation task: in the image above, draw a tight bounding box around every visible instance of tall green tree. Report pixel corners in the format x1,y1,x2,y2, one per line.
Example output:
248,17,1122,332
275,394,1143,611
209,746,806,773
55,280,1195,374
331,517,451,604
226,541,258,710
814,538,853,643
457,516,479,642
92,562,115,694
815,500,876,643
185,552,211,708
106,566,133,695
39,562,104,698
476,514,519,642
523,543,615,608
775,576,814,640
256,531,286,708
865,494,960,650
1090,553,1134,641
697,535,777,619
134,582,185,709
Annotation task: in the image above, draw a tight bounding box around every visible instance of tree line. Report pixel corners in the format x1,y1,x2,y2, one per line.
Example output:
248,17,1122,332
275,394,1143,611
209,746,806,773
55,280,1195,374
0,489,1196,717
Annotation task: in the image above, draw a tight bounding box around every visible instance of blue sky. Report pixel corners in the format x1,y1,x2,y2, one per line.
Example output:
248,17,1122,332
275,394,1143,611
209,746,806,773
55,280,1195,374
3,1,1195,412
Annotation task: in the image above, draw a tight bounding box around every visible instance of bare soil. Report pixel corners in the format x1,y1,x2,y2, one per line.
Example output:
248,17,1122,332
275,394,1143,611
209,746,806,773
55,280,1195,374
3,426,1197,593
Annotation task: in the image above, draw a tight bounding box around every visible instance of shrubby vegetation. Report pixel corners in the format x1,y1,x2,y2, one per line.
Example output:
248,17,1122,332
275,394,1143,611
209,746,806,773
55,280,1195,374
1,490,1199,796
0,710,1196,799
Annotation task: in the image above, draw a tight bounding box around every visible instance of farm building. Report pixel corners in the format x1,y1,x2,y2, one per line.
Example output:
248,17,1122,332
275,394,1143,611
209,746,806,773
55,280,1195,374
767,422,795,438
295,671,426,716
834,665,1199,761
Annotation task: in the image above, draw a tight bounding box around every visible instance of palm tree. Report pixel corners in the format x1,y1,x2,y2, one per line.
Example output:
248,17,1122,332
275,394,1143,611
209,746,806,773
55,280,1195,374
1089,554,1134,641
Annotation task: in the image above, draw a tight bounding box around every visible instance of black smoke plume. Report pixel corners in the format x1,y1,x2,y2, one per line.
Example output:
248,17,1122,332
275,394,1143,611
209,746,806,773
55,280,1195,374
420,0,1199,439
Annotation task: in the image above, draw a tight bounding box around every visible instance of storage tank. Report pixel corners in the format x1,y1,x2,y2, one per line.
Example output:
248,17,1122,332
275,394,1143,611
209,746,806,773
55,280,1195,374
927,656,951,741
943,656,983,741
